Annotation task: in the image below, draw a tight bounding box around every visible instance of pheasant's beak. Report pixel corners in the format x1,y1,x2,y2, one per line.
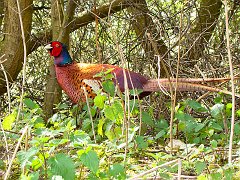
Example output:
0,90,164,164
44,44,53,50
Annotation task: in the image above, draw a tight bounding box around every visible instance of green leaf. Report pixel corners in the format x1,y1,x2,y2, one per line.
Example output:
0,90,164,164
214,96,222,104
208,122,223,131
210,139,217,148
195,161,206,174
97,118,105,136
2,112,16,130
197,175,207,180
195,123,205,132
142,111,154,127
236,109,240,117
17,147,39,168
94,94,106,109
80,150,99,174
104,101,123,123
109,164,126,179
210,173,222,179
187,100,207,112
48,153,75,180
136,136,148,149
211,104,224,120
224,168,234,180
24,98,39,109
156,130,166,139
175,111,195,121
102,80,115,96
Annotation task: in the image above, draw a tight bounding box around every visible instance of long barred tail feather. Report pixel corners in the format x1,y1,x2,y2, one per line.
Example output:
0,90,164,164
143,79,240,98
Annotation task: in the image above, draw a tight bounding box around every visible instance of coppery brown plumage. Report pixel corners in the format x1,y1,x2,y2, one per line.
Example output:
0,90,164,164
45,41,239,104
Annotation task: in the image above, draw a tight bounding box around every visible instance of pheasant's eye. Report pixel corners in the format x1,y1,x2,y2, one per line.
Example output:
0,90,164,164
55,44,60,47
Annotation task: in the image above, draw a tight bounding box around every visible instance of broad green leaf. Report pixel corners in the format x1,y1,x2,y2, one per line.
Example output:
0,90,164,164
104,101,123,123
109,164,126,179
210,173,222,179
24,98,39,109
104,105,115,121
136,136,148,149
187,100,207,112
24,172,39,180
211,104,224,120
97,118,105,136
102,80,115,96
225,103,232,116
195,123,205,132
210,139,217,148
236,109,240,117
234,123,240,135
208,122,223,131
224,168,234,180
197,175,207,180
80,150,99,174
156,130,166,139
2,112,16,130
175,111,195,121
48,153,75,180
17,147,39,168
195,161,206,174
214,96,222,104
142,111,154,127
94,94,106,109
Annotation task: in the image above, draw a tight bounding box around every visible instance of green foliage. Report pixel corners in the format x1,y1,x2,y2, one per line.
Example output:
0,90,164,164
79,149,99,174
1,90,240,179
48,153,75,180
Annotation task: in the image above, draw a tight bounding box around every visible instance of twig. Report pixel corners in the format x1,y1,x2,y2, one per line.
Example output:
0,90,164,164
171,7,183,153
224,0,235,164
129,159,179,180
16,0,28,122
0,63,11,114
177,159,182,180
4,126,28,180
83,87,96,143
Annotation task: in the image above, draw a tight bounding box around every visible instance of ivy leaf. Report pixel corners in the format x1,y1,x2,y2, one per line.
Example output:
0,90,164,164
80,150,99,174
48,153,75,180
195,161,206,174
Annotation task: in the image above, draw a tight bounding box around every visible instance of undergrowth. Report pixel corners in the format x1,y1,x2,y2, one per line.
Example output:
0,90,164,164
1,76,240,179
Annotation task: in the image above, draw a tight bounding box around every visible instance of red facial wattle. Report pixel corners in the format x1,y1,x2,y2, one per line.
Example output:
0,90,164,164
50,42,62,57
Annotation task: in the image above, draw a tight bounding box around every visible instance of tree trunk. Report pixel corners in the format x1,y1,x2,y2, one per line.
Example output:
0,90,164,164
187,0,222,60
43,0,78,120
43,0,64,120
0,0,33,95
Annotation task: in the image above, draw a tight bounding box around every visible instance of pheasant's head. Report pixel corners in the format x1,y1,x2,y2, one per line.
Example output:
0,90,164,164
45,41,72,66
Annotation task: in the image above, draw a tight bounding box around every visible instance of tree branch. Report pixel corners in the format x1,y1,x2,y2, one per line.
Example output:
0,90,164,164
29,0,138,53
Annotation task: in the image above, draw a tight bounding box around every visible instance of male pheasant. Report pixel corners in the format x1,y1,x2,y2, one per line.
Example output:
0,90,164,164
45,41,238,104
